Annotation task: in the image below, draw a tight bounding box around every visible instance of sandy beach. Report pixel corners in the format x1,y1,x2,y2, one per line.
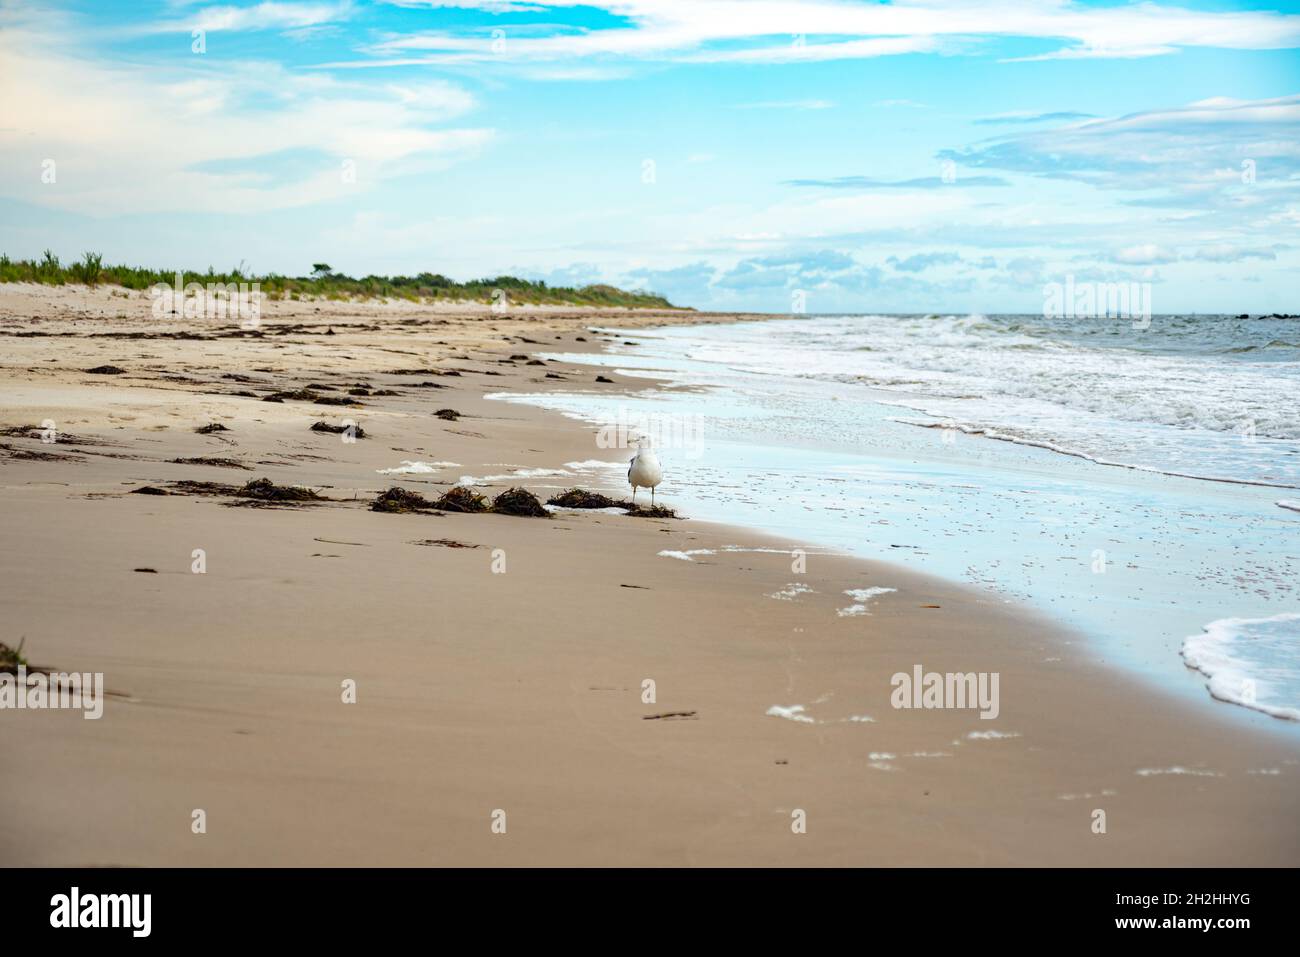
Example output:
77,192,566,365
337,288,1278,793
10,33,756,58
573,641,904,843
0,282,1295,867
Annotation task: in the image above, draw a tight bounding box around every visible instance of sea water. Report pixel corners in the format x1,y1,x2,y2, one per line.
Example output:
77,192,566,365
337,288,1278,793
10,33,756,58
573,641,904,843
490,314,1300,730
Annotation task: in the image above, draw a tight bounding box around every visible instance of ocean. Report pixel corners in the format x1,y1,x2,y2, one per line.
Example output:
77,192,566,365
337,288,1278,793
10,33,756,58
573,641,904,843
490,313,1300,728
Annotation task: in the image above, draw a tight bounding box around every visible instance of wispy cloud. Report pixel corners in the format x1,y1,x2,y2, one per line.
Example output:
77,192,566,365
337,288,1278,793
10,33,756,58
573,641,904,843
785,175,1010,189
735,99,833,110
974,111,1096,125
940,95,1300,193
348,0,1300,67
135,1,354,35
0,19,488,215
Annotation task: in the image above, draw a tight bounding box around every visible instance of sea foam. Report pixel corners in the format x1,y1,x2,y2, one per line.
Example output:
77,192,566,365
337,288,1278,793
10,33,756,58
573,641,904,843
1181,614,1300,720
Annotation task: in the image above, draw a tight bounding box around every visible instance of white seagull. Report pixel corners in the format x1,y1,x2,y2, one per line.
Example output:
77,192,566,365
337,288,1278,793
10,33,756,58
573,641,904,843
627,441,663,506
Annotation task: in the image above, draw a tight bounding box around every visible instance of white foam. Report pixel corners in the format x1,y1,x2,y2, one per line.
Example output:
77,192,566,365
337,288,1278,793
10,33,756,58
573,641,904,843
376,460,460,474
657,549,716,561
564,460,626,470
1181,613,1300,720
837,586,896,616
966,730,1021,740
1278,499,1300,513
1135,767,1223,777
768,582,814,601
766,704,815,724
458,467,571,485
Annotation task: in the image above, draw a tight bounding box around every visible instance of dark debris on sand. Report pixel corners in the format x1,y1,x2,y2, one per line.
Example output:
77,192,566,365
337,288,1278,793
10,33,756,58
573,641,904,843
235,477,323,502
169,480,240,496
490,487,549,517
0,442,82,462
547,488,632,510
311,421,366,439
546,487,677,518
432,486,489,513
0,640,29,674
626,504,679,519
170,456,251,470
371,487,441,514
85,365,125,375
263,389,318,403
434,408,460,421
195,423,230,434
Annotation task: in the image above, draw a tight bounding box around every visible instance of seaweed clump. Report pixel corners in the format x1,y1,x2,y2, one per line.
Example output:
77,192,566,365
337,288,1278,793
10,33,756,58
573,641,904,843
263,389,318,403
0,639,29,674
435,408,460,421
195,423,230,434
490,487,549,518
234,477,321,502
170,456,250,469
432,485,489,513
371,487,439,514
626,504,679,519
547,488,631,510
311,421,366,439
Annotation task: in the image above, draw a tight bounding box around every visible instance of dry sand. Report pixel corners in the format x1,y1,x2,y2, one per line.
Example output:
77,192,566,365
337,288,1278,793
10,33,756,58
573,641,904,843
0,282,1296,866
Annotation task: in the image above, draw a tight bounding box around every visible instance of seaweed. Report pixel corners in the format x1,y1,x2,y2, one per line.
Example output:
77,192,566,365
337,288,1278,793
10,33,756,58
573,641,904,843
170,480,240,496
547,488,632,510
235,477,322,501
490,487,549,518
0,443,81,462
195,423,230,434
434,408,460,421
263,389,317,402
432,485,489,513
310,421,367,439
314,395,360,407
169,457,250,469
85,365,125,375
626,504,679,519
0,639,28,674
371,487,440,514
130,486,170,495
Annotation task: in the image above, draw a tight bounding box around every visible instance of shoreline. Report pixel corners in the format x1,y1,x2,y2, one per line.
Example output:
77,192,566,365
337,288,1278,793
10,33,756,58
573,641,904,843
0,283,1296,866
507,318,1300,738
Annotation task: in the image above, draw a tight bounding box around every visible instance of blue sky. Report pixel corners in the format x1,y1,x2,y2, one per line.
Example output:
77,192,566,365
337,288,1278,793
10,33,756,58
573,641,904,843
1,0,1298,312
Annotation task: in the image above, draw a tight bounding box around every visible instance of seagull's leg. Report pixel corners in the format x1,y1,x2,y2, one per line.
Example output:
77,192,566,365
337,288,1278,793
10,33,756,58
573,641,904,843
631,486,637,504
651,486,655,505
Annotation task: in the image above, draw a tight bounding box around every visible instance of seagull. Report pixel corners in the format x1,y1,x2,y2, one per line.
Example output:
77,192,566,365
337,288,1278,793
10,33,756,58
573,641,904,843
627,440,663,506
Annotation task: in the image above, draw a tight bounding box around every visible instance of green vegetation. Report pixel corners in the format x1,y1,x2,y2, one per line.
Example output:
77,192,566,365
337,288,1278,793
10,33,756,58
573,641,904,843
0,251,678,308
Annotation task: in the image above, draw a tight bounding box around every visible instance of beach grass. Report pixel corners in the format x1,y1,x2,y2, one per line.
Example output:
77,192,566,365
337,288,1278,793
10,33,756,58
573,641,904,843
0,252,677,308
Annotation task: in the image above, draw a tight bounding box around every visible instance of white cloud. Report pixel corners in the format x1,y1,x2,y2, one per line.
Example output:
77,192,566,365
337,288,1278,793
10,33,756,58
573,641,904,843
137,1,354,35
0,23,489,215
353,0,1300,66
